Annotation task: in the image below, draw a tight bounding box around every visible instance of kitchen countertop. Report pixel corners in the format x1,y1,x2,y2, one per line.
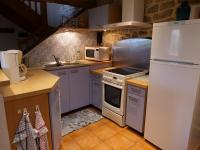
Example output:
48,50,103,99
0,70,59,102
0,70,10,87
127,75,149,89
77,60,111,65
90,67,115,75
32,60,112,71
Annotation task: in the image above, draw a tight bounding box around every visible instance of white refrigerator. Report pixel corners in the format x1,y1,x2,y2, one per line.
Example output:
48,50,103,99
144,19,200,150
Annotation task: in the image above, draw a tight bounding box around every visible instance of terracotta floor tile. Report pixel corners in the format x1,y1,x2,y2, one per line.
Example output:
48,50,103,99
62,134,73,144
85,121,104,130
105,133,136,150
99,118,113,124
61,140,82,150
91,124,117,141
69,127,90,139
106,121,125,132
74,132,102,149
89,143,112,150
120,128,144,143
128,141,158,150
61,111,157,150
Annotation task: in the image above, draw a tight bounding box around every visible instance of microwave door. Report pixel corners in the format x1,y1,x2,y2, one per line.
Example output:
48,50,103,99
86,50,95,58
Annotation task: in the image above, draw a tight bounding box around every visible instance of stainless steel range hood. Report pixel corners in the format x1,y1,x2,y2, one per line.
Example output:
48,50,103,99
104,21,152,30
104,0,152,30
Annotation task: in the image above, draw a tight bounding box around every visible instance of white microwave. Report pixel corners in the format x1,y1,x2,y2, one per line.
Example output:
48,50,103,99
85,47,110,61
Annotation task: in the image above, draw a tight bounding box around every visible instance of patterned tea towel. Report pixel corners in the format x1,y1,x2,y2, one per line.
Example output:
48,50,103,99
35,106,49,150
13,109,37,150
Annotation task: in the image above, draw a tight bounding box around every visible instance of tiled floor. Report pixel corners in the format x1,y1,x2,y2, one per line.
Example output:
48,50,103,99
61,118,159,150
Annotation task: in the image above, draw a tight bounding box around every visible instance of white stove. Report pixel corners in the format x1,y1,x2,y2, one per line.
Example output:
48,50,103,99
102,67,148,126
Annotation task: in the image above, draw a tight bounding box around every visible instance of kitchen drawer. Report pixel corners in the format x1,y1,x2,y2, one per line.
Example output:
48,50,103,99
128,85,145,97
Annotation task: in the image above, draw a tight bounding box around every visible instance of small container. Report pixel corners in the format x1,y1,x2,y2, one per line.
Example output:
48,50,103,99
176,0,191,21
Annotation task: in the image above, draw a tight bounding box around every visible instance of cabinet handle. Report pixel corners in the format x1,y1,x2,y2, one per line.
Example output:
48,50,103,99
71,69,79,74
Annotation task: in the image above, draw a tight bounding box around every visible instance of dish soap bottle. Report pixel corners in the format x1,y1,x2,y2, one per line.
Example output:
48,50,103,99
176,0,191,21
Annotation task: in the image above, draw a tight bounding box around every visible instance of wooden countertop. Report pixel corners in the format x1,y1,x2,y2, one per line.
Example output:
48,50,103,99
90,67,115,75
0,70,10,87
0,70,59,102
127,75,149,89
77,60,112,66
33,60,112,71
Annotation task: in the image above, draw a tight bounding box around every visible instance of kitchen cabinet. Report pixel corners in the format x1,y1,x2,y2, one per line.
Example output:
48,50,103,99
49,64,111,113
126,85,147,133
49,86,62,150
91,74,102,109
69,67,90,110
88,4,121,29
5,94,53,150
50,69,70,114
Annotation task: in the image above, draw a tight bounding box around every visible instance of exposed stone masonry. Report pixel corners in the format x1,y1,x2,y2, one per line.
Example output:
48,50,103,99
103,0,200,46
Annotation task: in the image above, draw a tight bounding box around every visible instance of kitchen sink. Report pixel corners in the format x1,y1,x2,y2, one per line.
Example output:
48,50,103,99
44,61,81,68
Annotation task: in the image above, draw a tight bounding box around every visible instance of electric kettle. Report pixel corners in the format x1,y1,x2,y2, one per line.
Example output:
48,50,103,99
0,50,27,83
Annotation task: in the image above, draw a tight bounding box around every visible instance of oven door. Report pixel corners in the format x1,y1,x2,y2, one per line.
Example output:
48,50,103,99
102,81,125,115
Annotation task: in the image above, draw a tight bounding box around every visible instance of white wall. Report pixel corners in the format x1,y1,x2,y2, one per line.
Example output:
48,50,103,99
0,15,25,51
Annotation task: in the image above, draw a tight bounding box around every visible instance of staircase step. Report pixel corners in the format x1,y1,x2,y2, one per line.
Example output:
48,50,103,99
23,0,41,15
0,0,44,32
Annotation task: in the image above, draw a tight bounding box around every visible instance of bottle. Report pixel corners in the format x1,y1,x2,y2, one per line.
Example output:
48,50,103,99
176,0,191,21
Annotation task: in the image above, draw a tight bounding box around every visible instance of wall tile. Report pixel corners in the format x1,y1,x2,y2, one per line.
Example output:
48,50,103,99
25,29,97,67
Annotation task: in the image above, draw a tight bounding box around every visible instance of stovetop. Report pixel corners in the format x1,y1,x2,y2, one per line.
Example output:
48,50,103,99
107,67,145,76
103,67,148,85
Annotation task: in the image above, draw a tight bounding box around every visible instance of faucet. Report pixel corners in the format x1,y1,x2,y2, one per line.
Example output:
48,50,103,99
53,55,62,66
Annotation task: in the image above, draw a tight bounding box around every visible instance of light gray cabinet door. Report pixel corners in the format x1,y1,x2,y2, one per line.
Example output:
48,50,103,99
126,85,147,133
56,69,70,114
49,86,62,150
69,67,90,110
88,5,108,29
91,74,102,109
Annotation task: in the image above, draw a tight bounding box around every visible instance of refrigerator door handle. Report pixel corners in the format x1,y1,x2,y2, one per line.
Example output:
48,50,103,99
151,59,199,65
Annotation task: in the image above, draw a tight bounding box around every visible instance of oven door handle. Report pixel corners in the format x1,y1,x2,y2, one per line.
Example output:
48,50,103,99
102,80,123,89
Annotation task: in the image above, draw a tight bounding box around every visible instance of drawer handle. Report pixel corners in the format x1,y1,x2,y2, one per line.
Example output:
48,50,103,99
71,69,79,73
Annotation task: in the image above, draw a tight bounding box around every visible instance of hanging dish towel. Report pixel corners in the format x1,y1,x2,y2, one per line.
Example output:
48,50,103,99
25,111,37,150
13,109,37,150
13,112,27,150
35,106,49,150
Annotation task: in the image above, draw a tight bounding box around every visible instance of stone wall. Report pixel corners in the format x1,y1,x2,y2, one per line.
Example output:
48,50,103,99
103,0,200,46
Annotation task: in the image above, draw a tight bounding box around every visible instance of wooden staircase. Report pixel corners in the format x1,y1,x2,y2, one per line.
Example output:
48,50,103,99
0,0,48,33
0,0,56,53
0,0,113,54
